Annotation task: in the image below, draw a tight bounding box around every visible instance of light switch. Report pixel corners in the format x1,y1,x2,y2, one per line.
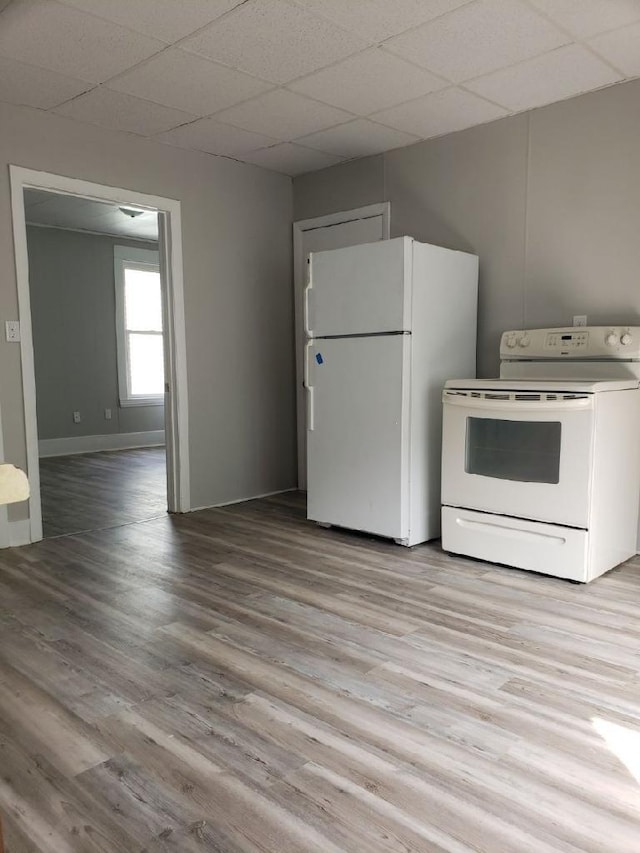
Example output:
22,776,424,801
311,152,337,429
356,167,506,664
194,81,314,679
5,321,20,342
104,408,112,420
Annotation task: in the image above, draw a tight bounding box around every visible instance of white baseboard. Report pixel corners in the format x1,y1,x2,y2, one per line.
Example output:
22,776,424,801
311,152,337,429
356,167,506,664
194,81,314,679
190,487,296,513
8,519,31,547
39,430,165,458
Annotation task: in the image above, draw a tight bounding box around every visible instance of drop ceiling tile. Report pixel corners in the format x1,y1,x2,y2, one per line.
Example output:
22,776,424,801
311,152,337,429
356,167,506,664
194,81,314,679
157,117,277,155
78,208,159,238
0,56,91,109
58,0,242,43
215,89,353,141
372,87,508,139
293,0,474,42
182,0,367,84
0,0,165,83
107,49,272,117
298,118,419,157
527,0,640,40
82,200,116,215
288,48,446,115
23,189,57,210
84,209,158,239
384,0,568,83
23,198,95,226
589,22,640,77
54,88,195,136
466,45,622,112
24,190,160,239
242,142,344,175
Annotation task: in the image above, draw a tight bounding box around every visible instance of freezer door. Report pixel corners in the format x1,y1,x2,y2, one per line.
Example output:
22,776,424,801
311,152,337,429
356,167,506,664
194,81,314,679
306,335,410,539
307,237,412,337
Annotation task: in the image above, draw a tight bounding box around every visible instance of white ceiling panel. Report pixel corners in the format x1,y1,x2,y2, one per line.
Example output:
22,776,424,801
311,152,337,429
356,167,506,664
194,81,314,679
76,209,159,238
373,87,508,139
54,88,195,136
242,142,344,175
288,48,446,115
0,55,91,109
24,189,58,210
88,209,159,239
589,22,640,77
24,192,95,220
214,89,353,141
107,49,273,117
157,117,277,155
466,45,622,112
292,0,474,43
182,0,366,84
24,189,159,239
0,0,165,83
384,0,568,83
2,0,640,177
298,118,419,158
527,0,640,40
107,218,159,239
58,0,243,43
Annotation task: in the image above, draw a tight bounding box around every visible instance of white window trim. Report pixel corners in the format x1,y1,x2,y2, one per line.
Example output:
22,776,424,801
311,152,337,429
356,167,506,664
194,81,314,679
114,245,164,407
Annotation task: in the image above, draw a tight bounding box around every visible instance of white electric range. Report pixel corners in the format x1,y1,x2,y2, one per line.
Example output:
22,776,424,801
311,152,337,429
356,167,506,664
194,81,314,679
441,326,640,582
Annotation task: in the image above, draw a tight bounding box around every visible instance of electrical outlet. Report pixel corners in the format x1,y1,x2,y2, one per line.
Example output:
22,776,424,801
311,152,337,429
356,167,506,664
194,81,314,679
104,408,112,420
5,320,20,342
73,411,81,424
573,315,587,327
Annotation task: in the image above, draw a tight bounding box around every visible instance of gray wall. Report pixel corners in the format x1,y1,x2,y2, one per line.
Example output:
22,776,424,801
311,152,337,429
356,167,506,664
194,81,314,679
294,77,640,378
0,100,295,521
27,226,163,441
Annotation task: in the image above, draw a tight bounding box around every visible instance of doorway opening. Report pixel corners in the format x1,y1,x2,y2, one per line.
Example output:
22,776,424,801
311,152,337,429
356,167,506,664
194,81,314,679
9,167,190,544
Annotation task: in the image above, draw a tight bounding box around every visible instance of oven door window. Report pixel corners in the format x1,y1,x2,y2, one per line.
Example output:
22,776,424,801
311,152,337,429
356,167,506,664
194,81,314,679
465,418,562,484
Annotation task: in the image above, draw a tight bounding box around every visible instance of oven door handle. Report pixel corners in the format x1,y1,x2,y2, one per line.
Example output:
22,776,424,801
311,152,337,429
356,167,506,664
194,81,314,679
442,392,594,412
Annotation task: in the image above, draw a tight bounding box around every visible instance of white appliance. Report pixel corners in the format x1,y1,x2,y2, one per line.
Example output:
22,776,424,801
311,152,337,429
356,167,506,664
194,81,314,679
441,326,640,582
304,236,478,546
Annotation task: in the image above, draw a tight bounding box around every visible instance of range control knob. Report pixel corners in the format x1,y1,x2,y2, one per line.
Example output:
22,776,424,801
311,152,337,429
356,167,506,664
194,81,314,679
605,332,619,347
519,334,530,348
621,333,633,346
505,335,517,348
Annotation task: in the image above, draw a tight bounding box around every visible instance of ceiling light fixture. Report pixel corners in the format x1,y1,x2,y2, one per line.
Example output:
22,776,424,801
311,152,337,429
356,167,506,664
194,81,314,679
119,206,145,218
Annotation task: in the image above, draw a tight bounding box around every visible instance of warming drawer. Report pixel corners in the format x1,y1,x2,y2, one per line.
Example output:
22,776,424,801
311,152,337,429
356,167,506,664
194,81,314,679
441,506,589,582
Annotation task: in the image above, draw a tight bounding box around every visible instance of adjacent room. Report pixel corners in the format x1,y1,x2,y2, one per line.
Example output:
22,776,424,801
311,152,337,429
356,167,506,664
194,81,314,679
1,1,640,851
24,189,168,537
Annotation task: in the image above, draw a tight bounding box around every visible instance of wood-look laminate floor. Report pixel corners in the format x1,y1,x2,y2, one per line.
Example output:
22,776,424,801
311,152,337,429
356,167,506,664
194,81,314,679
1,492,640,851
39,447,167,538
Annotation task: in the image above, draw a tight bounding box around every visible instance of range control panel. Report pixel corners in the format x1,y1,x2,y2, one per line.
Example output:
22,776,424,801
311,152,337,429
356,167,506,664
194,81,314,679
500,327,640,359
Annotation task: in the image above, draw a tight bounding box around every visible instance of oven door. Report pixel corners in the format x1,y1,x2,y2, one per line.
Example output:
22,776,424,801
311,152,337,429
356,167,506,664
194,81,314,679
441,391,595,528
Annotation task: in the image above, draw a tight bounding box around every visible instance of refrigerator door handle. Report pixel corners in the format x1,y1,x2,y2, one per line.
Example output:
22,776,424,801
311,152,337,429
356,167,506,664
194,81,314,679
303,280,313,337
307,386,315,432
304,340,314,431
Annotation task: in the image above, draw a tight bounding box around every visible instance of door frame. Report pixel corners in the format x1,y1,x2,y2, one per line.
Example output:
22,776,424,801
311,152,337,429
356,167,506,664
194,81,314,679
9,165,190,543
292,202,390,487
0,400,8,548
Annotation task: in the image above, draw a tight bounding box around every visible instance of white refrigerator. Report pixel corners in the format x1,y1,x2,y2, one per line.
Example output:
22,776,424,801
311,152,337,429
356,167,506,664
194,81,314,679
304,236,478,546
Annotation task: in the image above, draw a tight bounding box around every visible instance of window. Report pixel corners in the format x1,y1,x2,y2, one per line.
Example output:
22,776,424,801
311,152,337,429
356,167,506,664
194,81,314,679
114,246,164,407
465,417,562,484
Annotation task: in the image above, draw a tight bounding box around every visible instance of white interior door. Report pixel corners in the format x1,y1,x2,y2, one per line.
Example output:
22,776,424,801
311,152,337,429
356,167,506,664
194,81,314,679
294,205,389,488
306,334,410,539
